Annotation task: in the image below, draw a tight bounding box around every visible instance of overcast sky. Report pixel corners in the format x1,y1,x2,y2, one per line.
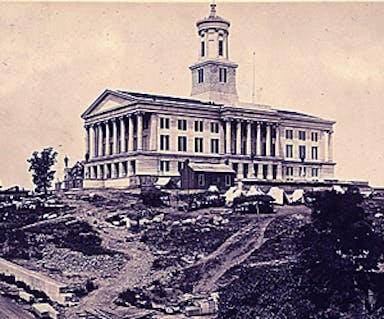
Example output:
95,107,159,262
0,1,383,188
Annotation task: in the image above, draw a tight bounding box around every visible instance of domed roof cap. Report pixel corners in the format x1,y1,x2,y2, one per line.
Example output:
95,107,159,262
196,3,230,32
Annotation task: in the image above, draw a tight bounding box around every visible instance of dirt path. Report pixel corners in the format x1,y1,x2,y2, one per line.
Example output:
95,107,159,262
193,216,275,293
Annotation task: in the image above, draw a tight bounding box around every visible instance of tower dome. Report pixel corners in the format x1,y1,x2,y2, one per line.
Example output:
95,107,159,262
190,3,239,104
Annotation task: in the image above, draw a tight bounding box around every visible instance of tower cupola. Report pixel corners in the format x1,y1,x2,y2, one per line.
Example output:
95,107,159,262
190,3,239,104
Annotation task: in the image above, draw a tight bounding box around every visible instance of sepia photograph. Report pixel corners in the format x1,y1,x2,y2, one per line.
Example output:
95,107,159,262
0,1,383,318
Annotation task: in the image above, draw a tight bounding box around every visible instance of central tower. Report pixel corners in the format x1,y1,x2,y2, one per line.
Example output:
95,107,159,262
190,3,239,104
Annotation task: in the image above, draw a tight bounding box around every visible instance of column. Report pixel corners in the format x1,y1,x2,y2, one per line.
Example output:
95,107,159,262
249,162,255,178
137,112,143,151
120,117,126,153
149,113,158,151
128,115,134,151
105,120,110,156
277,163,283,180
256,122,261,156
236,120,242,155
275,125,280,157
267,163,272,180
328,130,333,162
266,123,271,156
113,118,119,154
246,121,252,155
85,125,90,159
225,119,231,154
98,123,103,157
219,121,225,155
321,131,326,161
237,162,244,179
92,124,97,158
257,163,263,179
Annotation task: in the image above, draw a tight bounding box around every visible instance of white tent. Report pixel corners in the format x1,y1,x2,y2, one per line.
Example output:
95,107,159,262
224,184,243,207
267,186,290,205
290,189,305,204
246,186,265,196
332,185,345,194
208,185,219,193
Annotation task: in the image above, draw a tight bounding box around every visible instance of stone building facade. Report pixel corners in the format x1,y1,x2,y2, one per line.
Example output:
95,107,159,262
81,4,335,189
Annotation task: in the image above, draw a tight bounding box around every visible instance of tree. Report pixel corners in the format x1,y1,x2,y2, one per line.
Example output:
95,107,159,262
299,190,384,317
27,147,58,195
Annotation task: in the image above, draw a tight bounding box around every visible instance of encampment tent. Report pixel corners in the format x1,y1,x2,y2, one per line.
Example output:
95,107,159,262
290,189,305,204
224,183,244,207
332,185,345,194
208,185,220,193
246,186,265,196
267,186,291,205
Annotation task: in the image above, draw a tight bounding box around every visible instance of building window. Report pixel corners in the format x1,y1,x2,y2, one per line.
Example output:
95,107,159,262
286,145,293,158
312,168,319,177
178,119,187,131
311,146,318,160
210,122,219,133
178,161,185,172
160,117,170,129
225,175,231,186
272,165,277,180
218,39,223,56
232,163,238,173
311,132,318,142
178,136,187,152
299,130,306,141
201,41,205,57
299,145,306,160
286,129,293,139
299,167,306,177
160,135,170,151
198,174,205,186
211,138,219,153
131,160,136,174
262,164,268,179
194,137,204,153
198,69,204,83
286,166,294,177
160,160,170,172
219,68,227,83
122,161,128,176
194,120,204,132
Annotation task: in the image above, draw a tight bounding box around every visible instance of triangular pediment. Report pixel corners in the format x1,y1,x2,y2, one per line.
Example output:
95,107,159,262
81,90,136,118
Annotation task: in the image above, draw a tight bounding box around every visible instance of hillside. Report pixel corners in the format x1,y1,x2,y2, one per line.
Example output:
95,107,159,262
0,190,383,318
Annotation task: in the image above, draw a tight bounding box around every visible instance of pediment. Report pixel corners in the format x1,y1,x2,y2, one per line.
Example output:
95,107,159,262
82,90,136,118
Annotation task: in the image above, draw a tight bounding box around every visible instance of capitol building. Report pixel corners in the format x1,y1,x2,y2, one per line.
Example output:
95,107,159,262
81,4,335,189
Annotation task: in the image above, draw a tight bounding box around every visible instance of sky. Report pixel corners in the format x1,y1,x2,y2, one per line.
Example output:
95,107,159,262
0,1,383,188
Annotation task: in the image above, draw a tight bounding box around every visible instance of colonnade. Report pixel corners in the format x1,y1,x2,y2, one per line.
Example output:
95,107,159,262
224,119,280,157
85,112,145,159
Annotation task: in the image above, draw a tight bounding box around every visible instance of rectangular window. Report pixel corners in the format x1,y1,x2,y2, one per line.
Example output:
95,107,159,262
178,161,185,172
211,138,219,154
198,174,205,186
160,117,170,129
311,132,318,142
198,69,204,83
131,160,136,174
286,166,294,177
194,137,204,153
160,135,170,151
311,146,318,160
178,136,187,152
312,168,319,177
299,145,306,160
286,129,293,139
194,120,204,132
272,165,277,180
218,39,223,56
299,130,306,141
225,175,231,186
160,160,170,172
219,68,227,83
178,119,187,131
232,163,238,173
210,122,219,133
201,41,205,57
299,167,307,177
262,164,268,179
286,145,293,158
